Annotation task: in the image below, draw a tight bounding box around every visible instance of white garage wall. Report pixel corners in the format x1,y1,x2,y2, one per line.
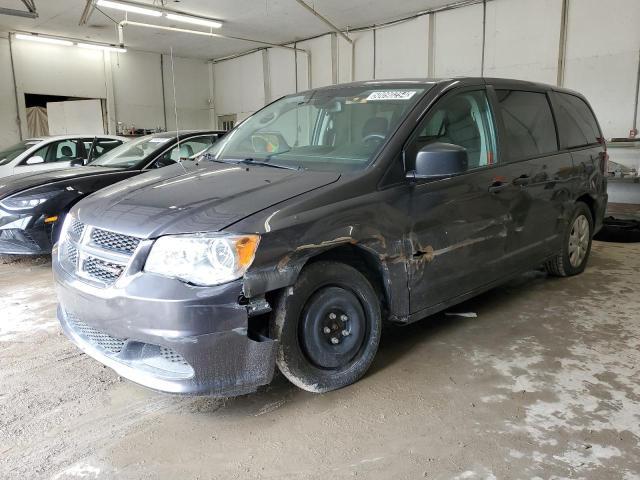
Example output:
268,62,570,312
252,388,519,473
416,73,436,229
13,40,107,99
297,34,334,88
111,50,164,130
162,55,212,131
0,38,20,147
213,51,265,120
433,3,483,77
9,40,108,141
352,30,374,81
337,36,353,84
563,0,640,138
268,48,297,101
484,0,562,84
0,39,213,148
375,15,430,79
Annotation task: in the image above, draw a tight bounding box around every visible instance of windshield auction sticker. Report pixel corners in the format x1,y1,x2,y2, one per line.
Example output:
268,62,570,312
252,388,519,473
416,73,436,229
366,90,418,101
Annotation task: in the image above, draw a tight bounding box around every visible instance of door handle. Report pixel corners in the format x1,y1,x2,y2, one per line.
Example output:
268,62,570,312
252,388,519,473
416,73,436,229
488,181,509,193
513,175,530,186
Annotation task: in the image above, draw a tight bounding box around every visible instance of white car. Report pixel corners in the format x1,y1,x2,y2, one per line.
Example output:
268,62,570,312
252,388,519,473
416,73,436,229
0,135,127,178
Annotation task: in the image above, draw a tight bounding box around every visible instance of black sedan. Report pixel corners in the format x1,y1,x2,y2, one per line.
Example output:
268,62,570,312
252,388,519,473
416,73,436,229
0,130,224,257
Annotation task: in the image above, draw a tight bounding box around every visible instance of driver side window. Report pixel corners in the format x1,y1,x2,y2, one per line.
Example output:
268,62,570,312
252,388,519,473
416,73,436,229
406,89,498,171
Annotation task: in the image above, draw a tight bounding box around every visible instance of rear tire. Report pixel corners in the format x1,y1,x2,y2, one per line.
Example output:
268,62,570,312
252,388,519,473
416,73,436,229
272,261,382,393
545,202,593,277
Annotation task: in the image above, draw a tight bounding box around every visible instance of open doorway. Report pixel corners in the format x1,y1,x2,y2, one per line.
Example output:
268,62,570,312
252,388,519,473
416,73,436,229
24,94,107,138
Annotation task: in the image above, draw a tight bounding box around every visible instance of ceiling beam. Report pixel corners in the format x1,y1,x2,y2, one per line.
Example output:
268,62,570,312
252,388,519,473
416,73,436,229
20,0,37,14
0,6,37,19
294,0,352,44
78,0,96,25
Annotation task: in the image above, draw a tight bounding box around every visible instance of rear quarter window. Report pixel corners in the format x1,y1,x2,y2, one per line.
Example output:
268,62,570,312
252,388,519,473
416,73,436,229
496,90,558,161
554,93,601,149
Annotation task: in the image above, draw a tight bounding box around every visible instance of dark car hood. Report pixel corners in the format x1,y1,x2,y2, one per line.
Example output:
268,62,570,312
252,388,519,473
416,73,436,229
74,163,340,238
0,166,127,198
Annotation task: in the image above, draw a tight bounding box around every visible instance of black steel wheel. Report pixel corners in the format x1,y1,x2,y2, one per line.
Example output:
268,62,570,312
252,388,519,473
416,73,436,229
272,261,381,393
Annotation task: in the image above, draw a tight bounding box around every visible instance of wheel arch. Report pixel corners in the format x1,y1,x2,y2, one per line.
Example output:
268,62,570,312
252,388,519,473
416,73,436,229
575,193,596,224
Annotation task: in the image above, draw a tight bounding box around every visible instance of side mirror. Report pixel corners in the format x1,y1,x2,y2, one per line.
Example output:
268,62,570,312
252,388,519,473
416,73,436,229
407,143,468,181
25,155,45,165
70,158,86,167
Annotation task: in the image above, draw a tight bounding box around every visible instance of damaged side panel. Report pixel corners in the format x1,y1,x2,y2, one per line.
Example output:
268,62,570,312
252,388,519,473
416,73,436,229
235,180,413,322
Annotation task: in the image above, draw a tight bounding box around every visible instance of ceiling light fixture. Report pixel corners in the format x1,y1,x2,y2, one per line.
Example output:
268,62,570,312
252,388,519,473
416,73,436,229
165,13,222,29
96,0,162,17
97,0,223,29
15,33,73,46
77,42,127,53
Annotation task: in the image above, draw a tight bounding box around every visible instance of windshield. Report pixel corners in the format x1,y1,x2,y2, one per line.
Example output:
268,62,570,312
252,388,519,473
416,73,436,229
90,135,172,168
205,85,428,172
0,140,40,166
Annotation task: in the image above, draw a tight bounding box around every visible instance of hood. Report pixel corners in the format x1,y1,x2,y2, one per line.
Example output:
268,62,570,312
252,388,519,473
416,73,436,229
74,163,340,238
0,166,126,199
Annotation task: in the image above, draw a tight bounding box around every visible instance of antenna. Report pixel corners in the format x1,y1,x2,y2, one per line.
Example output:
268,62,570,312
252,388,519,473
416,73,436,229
170,46,187,174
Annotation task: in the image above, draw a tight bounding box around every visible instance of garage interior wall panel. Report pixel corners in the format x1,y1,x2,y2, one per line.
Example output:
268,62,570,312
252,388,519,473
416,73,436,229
162,55,212,131
374,15,429,79
0,38,19,147
295,49,311,93
269,48,297,100
214,51,265,119
433,5,483,77
352,30,374,81
13,41,107,99
563,0,640,138
110,50,164,130
297,35,333,88
483,0,562,85
337,36,353,84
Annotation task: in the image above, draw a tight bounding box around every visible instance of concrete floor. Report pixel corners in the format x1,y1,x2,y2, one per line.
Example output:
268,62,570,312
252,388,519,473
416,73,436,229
1,241,639,479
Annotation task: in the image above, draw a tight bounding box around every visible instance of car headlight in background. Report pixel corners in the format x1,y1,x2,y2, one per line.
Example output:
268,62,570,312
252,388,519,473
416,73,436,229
144,233,260,286
0,190,59,211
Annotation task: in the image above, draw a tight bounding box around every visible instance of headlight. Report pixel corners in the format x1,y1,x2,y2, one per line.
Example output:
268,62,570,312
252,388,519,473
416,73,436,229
144,233,260,286
0,190,59,211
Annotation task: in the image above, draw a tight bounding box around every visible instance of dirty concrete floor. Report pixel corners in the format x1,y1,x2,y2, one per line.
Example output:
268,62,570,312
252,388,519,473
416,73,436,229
1,241,639,480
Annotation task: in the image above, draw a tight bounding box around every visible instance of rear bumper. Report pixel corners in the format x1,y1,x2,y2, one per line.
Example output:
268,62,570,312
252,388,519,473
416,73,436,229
53,253,277,396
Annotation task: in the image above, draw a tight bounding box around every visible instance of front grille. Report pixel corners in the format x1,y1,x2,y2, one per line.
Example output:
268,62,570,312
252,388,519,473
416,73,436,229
159,346,189,366
67,314,126,354
91,228,140,254
66,243,78,266
69,219,85,239
83,257,124,285
59,218,142,288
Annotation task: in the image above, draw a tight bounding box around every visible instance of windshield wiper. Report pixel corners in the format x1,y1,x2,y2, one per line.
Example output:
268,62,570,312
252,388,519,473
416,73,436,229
236,158,300,170
202,154,301,171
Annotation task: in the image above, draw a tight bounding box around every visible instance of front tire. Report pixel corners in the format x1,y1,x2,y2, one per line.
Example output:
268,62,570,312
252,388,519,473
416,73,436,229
545,202,593,277
272,261,382,393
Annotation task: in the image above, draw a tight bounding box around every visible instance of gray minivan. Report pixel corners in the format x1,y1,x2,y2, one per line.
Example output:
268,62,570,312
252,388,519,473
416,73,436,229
53,78,607,396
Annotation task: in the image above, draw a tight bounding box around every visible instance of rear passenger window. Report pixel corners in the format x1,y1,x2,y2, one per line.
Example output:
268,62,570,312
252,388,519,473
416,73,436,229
496,90,558,160
554,93,601,148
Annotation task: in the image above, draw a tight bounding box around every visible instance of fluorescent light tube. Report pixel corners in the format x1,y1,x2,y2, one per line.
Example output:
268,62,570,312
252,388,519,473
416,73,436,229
97,0,162,17
15,33,74,46
77,42,127,53
165,13,222,28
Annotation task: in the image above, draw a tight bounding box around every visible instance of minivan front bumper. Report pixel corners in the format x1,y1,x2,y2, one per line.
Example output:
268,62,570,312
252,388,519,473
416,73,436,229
53,252,277,396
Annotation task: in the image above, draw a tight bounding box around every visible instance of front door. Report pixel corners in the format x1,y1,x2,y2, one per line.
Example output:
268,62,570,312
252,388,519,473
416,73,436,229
405,88,520,314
